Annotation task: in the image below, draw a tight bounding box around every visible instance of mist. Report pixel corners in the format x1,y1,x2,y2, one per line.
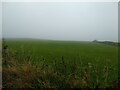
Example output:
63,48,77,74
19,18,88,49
2,2,118,42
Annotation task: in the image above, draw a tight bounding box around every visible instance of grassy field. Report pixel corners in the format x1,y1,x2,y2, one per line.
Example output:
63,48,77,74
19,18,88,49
3,39,118,88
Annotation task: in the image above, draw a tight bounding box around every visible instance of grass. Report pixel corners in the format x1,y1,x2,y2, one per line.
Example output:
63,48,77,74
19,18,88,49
2,39,119,88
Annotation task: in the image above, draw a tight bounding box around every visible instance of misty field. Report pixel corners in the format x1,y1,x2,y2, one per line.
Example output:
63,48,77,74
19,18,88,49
3,39,118,88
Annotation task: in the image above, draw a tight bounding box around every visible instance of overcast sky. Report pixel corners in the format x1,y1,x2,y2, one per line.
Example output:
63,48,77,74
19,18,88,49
2,2,118,41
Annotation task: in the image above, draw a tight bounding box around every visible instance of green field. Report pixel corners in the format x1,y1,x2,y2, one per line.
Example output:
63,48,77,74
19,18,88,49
3,39,118,88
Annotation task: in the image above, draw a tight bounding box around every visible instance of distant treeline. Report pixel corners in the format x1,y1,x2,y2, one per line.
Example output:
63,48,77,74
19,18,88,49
93,40,120,46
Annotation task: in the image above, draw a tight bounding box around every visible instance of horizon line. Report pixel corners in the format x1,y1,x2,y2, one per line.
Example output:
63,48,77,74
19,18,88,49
2,37,119,42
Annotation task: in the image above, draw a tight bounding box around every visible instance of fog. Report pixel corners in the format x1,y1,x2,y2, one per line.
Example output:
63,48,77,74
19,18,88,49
2,2,118,42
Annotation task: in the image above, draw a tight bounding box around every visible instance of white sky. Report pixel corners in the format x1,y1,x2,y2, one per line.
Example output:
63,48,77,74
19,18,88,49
1,0,119,2
2,2,118,41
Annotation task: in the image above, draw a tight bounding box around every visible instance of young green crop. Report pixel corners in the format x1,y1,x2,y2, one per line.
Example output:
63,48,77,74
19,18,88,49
3,39,118,88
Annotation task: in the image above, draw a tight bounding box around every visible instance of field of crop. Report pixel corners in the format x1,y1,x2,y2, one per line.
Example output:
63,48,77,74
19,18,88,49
2,39,119,88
